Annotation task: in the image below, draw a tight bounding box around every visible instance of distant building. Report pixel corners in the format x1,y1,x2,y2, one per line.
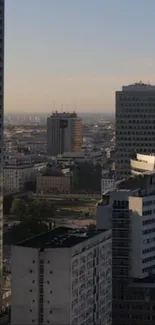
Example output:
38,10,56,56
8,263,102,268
116,82,155,179
36,168,72,194
131,153,155,175
101,169,116,194
3,163,45,193
11,227,112,325
27,141,47,154
55,151,105,166
96,171,155,325
47,112,83,156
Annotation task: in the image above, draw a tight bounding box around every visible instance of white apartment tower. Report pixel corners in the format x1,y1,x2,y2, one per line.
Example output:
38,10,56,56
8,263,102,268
0,0,4,311
116,82,155,179
96,171,155,325
47,112,83,156
11,227,112,325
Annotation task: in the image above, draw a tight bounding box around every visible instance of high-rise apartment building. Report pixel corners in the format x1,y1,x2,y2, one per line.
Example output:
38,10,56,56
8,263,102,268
11,227,112,325
116,82,155,179
96,171,155,325
47,112,83,156
0,0,4,311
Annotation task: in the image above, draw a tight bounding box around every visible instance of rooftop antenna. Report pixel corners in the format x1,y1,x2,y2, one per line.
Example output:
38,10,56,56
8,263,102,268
61,104,63,113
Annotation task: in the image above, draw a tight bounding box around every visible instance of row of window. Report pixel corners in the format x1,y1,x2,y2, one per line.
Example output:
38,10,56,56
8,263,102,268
117,125,155,129
117,114,155,118
142,245,155,254
143,200,155,206
143,227,155,235
119,96,155,101
142,255,155,264
117,131,155,135
119,103,155,107
117,119,155,124
142,217,155,225
143,210,155,217
118,137,155,141
142,264,155,273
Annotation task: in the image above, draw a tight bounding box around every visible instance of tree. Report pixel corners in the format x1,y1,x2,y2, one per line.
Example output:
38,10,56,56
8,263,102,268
28,200,55,222
11,199,28,221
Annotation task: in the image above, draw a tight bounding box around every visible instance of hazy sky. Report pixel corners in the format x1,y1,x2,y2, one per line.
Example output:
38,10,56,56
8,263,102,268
4,0,155,113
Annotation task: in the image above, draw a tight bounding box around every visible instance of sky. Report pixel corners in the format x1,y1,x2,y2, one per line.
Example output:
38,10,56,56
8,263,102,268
4,0,155,113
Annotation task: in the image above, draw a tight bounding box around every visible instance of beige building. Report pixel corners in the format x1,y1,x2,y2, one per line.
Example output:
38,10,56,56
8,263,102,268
37,172,71,194
130,153,155,175
47,112,83,156
116,82,155,179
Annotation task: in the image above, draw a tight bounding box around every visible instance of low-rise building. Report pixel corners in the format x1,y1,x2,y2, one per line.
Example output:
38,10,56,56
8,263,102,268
55,151,105,166
3,163,46,193
101,169,116,194
36,168,72,194
11,227,112,325
3,164,34,193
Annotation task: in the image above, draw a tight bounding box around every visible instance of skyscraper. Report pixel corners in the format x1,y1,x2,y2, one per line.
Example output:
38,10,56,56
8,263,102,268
47,112,83,156
116,82,155,179
96,172,155,325
0,0,4,310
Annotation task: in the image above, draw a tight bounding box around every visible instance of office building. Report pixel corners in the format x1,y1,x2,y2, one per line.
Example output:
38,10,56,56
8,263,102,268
0,0,4,311
47,112,83,156
131,153,155,175
96,171,155,325
11,227,112,325
116,82,155,179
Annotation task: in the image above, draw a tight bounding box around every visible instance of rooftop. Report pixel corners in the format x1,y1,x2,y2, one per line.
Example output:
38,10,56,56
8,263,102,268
117,171,153,191
122,82,155,91
17,227,106,249
49,111,78,118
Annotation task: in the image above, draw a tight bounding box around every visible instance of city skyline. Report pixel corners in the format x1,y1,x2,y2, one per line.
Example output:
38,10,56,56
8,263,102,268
5,0,155,113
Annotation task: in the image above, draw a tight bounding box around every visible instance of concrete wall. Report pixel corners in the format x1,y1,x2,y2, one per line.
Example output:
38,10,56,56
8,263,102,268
11,246,40,325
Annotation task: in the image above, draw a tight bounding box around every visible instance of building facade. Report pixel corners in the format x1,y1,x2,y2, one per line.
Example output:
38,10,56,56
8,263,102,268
11,227,112,325
36,173,71,194
0,0,4,310
116,82,155,179
96,171,155,325
47,112,83,156
101,169,116,194
3,164,37,193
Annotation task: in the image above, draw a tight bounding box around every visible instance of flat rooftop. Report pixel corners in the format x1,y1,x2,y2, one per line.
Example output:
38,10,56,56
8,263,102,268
17,227,107,249
117,171,154,191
